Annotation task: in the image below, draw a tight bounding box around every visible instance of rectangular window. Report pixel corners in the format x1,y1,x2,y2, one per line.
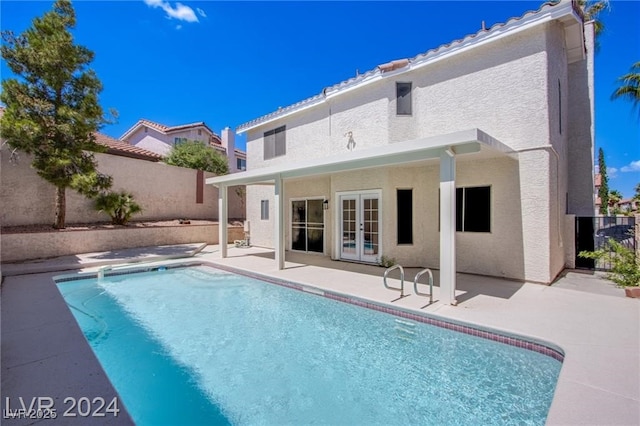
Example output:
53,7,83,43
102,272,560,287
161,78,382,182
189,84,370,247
260,200,269,220
174,137,187,146
456,186,491,232
264,126,286,160
396,82,412,116
397,189,413,244
237,158,246,171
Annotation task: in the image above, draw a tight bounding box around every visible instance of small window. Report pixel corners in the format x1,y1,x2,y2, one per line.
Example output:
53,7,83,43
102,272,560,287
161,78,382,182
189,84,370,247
264,126,286,160
237,158,247,171
558,79,562,135
396,82,412,116
260,200,269,220
397,189,413,244
456,186,491,232
198,129,202,136
174,137,187,146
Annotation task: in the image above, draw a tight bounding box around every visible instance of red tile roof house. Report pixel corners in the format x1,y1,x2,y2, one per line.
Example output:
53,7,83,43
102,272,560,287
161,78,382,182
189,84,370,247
120,119,247,173
208,0,595,306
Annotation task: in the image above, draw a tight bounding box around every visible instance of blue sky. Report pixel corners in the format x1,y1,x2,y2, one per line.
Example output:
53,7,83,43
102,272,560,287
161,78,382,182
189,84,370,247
1,1,639,197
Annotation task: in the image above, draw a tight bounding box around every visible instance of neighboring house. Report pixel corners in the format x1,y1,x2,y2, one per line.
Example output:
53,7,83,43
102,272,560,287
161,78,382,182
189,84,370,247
120,119,247,172
616,198,638,214
208,0,595,305
594,172,602,215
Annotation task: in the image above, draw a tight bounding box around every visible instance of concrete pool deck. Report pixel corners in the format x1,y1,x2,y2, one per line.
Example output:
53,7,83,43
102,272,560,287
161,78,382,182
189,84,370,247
1,244,639,425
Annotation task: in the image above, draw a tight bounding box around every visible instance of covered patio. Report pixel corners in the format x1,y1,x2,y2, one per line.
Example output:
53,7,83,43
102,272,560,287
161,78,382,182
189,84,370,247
207,128,516,305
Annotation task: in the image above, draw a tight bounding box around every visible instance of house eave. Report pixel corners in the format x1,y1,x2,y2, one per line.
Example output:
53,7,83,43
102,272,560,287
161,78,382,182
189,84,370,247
207,128,515,187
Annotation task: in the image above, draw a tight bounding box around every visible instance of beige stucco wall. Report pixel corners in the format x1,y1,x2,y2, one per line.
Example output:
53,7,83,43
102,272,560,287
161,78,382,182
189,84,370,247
246,25,552,169
247,156,534,281
1,225,244,263
0,150,245,227
243,17,594,284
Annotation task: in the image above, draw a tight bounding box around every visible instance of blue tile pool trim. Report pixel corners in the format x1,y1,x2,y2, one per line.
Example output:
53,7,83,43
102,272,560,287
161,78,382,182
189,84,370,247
54,261,564,362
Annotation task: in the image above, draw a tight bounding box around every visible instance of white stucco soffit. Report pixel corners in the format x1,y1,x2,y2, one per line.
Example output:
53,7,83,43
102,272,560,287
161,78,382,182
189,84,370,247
206,129,515,187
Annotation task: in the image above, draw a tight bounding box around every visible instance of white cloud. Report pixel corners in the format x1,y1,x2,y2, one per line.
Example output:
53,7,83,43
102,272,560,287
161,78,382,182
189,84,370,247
609,167,618,178
176,24,183,30
621,160,640,173
143,0,199,23
197,8,207,18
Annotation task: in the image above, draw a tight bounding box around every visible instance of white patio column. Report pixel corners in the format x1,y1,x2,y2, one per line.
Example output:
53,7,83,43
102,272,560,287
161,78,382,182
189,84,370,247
439,149,457,305
218,185,228,258
274,174,285,270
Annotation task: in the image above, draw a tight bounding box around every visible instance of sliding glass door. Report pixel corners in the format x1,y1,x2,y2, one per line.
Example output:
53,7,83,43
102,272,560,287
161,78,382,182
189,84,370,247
291,198,324,253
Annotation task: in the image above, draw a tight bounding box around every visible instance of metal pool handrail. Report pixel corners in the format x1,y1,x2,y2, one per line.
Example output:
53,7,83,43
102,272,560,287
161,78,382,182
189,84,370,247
413,268,433,304
383,264,405,297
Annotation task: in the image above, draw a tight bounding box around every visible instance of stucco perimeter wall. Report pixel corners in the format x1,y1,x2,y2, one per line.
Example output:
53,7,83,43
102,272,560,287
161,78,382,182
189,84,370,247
1,225,245,263
1,150,245,226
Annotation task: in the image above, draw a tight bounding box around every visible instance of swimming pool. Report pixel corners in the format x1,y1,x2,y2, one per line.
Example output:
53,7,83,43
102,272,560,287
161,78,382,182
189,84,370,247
56,264,562,425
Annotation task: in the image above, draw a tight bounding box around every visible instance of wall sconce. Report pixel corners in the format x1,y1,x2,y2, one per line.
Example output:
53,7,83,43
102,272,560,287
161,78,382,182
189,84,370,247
323,199,329,210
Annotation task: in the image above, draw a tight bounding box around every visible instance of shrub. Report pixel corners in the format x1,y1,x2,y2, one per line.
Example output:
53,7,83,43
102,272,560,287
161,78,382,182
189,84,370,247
94,191,142,225
379,255,397,268
579,239,640,287
165,140,229,175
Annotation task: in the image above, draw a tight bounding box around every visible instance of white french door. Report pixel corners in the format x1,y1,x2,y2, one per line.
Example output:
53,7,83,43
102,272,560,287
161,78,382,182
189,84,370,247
339,191,381,263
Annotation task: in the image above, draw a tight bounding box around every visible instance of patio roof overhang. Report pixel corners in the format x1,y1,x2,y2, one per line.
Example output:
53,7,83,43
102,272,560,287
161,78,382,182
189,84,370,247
209,128,515,306
206,128,515,187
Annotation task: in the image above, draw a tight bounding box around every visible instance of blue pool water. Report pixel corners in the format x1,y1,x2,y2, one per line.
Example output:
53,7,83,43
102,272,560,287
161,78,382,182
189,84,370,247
57,266,561,425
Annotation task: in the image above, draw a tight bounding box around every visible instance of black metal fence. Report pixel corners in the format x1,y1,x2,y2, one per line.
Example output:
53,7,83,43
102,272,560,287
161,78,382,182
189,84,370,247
575,216,636,271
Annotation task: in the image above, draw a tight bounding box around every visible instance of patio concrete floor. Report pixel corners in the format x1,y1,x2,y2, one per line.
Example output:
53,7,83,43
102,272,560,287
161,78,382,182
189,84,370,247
1,244,638,425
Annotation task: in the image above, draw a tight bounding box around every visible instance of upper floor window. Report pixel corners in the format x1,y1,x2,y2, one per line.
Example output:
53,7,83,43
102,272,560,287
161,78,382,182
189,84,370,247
198,129,202,136
173,137,187,146
237,158,247,171
264,126,286,160
396,82,412,116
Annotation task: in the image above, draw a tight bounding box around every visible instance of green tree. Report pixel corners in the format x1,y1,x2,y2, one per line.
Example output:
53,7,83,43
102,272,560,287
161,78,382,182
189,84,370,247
165,140,229,175
633,183,640,202
611,61,640,119
597,148,609,215
0,0,112,229
608,189,622,215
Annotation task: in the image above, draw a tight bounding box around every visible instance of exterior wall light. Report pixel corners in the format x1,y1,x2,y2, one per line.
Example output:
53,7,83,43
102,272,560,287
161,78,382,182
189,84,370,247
323,200,329,210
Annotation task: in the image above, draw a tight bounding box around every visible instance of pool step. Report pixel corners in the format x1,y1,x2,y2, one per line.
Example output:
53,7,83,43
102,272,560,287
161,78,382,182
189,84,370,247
394,319,417,340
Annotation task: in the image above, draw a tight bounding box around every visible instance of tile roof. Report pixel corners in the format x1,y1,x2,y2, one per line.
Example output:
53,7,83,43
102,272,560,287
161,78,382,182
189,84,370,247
94,133,163,162
237,0,579,133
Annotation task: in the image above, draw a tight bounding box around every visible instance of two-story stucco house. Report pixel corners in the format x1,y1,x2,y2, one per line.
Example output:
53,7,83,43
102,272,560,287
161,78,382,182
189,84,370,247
121,119,247,172
208,0,595,304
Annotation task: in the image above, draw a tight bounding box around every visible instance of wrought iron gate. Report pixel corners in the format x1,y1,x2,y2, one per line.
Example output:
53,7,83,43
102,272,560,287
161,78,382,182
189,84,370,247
575,216,636,270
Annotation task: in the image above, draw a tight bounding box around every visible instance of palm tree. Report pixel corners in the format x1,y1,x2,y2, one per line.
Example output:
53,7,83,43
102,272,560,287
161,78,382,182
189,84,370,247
612,61,640,118
608,189,623,213
577,0,609,38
